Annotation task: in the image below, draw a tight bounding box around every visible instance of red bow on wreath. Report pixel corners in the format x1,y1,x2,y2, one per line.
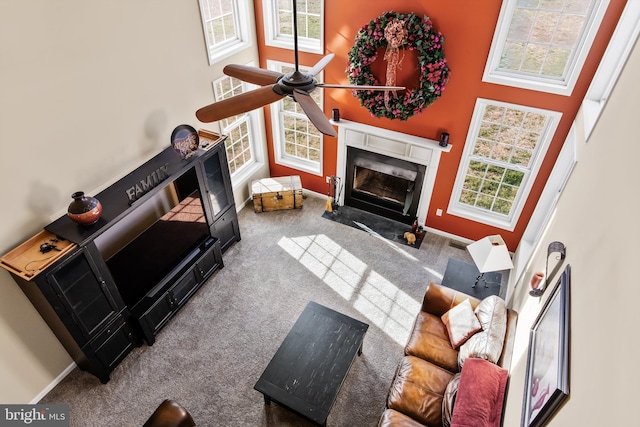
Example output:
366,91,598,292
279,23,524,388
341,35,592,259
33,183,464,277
383,18,408,108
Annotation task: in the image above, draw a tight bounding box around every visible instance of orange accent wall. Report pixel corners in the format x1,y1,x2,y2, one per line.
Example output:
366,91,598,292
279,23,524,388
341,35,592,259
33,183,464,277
253,0,625,250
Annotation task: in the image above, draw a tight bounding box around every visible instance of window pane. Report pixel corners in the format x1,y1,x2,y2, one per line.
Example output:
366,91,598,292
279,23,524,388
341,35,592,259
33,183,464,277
199,0,246,64
269,60,323,174
457,101,550,218
498,0,596,79
200,0,238,47
212,74,256,176
273,0,321,42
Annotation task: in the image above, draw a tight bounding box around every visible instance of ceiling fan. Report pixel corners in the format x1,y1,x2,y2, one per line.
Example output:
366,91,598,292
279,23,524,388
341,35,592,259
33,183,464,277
195,1,404,137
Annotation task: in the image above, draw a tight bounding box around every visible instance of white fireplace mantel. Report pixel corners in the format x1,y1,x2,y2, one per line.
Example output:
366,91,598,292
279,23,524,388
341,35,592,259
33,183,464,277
333,119,451,226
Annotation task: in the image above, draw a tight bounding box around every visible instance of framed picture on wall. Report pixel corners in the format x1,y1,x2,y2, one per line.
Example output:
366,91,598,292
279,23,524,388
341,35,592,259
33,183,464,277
522,264,571,427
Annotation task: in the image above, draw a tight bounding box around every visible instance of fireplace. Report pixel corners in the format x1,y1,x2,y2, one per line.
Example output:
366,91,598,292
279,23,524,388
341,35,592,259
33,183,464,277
345,147,425,224
334,120,451,229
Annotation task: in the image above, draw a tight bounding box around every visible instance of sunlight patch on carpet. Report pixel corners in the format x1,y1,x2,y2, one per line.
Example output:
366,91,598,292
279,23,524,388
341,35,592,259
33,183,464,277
423,266,443,280
278,234,420,345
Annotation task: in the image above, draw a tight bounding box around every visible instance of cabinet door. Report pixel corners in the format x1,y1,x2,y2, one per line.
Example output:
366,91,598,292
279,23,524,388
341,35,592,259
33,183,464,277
138,292,175,344
47,247,121,340
171,270,198,307
194,241,223,282
200,146,234,220
210,207,240,253
83,312,138,383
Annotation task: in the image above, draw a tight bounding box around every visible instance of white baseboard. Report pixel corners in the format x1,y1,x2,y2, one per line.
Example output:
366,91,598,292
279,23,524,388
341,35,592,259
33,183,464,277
424,226,473,245
30,362,76,404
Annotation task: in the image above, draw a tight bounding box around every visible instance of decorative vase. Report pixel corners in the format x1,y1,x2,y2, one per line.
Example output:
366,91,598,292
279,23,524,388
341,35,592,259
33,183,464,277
67,191,103,225
530,272,544,289
529,272,545,296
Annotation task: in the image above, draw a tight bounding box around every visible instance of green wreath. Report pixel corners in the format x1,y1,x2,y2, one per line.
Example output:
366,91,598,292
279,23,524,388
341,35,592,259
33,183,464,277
347,11,450,120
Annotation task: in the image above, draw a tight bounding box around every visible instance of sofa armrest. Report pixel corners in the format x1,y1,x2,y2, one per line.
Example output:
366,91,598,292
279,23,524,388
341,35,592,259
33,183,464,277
421,282,519,371
421,282,481,316
497,309,518,370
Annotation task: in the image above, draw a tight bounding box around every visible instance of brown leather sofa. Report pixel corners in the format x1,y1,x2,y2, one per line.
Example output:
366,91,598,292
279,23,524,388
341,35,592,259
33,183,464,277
378,282,518,427
144,400,195,427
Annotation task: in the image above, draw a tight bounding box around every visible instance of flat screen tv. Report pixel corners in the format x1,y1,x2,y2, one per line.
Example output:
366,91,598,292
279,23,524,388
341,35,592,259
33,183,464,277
105,184,210,307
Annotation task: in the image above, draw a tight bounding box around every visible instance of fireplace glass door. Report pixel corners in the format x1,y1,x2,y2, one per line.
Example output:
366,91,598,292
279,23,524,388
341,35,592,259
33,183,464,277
345,147,425,224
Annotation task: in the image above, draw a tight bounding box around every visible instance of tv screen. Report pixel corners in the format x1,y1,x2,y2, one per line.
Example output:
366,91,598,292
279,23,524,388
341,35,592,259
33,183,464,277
106,189,210,307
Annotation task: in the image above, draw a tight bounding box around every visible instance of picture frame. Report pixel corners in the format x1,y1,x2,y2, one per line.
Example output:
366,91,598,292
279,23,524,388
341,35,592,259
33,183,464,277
522,264,571,427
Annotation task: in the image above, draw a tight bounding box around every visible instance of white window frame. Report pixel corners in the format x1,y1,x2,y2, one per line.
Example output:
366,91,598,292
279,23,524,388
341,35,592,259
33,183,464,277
448,99,561,231
483,0,609,96
198,0,252,65
212,70,265,188
583,1,640,140
262,0,324,54
267,59,323,176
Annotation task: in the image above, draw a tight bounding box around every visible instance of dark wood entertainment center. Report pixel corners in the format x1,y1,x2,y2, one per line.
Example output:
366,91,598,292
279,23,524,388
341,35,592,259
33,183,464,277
0,135,240,383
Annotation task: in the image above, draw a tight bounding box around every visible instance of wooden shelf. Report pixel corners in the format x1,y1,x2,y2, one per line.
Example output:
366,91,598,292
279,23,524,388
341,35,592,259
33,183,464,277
0,231,76,280
198,128,223,151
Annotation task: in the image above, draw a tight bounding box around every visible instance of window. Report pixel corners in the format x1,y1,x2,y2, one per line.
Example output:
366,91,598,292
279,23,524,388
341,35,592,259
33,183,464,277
199,0,251,64
262,0,323,54
582,1,640,139
449,99,561,230
212,74,263,183
267,60,323,175
483,0,609,95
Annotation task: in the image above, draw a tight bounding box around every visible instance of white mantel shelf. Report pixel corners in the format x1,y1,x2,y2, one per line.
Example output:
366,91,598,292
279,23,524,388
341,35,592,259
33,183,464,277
331,119,452,155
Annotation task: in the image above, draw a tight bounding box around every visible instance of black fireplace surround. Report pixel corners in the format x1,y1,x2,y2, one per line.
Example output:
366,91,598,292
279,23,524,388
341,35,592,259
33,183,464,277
344,147,426,225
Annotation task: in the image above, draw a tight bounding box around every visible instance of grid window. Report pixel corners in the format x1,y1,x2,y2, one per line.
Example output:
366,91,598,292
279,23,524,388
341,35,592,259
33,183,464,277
263,0,323,54
449,100,561,230
483,0,608,95
276,0,322,40
213,75,255,176
268,61,323,175
199,0,249,64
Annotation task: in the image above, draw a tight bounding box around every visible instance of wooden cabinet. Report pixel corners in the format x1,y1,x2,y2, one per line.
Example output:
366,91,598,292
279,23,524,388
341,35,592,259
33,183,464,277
1,136,238,383
4,240,139,383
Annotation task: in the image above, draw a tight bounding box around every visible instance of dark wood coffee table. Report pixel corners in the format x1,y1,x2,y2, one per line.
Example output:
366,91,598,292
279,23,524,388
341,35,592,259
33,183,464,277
254,301,369,426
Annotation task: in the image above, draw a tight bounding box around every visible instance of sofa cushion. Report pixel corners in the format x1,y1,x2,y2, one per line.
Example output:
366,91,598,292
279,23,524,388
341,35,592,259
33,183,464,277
387,355,454,427
450,358,508,427
441,299,481,348
405,311,460,373
442,373,461,427
378,408,428,427
458,296,507,368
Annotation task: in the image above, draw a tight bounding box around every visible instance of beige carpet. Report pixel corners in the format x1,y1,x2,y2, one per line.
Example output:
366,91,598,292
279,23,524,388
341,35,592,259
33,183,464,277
40,195,481,426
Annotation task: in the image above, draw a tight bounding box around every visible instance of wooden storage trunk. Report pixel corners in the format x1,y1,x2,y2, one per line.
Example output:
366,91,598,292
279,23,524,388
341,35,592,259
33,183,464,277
252,175,303,213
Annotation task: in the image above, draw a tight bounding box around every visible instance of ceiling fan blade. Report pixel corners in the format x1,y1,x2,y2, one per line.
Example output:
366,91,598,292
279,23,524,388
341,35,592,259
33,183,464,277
196,85,284,123
308,53,335,76
317,83,406,91
223,64,284,86
292,90,337,137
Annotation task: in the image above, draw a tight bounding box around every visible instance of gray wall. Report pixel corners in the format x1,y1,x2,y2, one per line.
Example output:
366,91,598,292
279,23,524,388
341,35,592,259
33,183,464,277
0,0,264,403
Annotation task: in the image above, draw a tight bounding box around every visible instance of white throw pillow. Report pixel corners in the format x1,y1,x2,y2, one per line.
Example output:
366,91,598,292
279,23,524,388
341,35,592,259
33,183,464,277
458,295,507,368
441,299,481,348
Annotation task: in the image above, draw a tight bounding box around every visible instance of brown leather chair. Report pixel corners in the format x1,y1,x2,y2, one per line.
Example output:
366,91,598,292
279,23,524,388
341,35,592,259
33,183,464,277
143,400,195,427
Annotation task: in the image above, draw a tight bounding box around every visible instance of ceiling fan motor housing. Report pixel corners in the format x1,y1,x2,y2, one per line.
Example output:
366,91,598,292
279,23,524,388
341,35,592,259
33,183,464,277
274,71,318,96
